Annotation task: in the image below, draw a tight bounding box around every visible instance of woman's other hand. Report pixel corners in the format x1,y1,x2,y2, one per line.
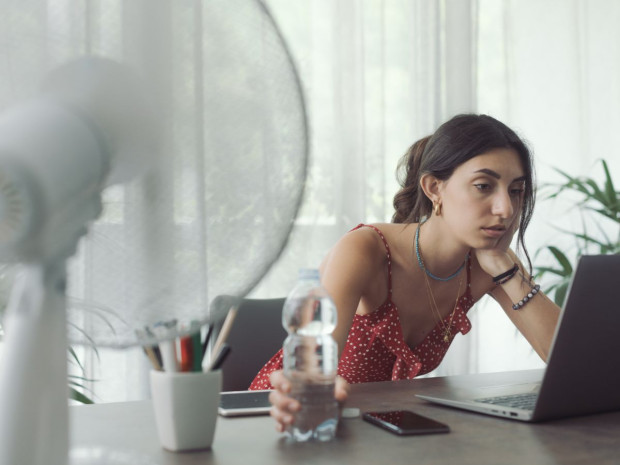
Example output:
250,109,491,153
268,370,349,433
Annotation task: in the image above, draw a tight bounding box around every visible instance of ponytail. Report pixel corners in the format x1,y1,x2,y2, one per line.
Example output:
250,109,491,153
392,135,432,223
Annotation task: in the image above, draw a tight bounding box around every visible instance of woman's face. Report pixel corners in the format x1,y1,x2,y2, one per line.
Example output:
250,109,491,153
439,148,526,249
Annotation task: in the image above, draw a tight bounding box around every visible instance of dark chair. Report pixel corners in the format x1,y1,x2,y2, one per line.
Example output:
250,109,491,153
209,295,287,391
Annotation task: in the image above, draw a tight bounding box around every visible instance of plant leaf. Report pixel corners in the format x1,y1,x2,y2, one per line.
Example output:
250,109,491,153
68,347,85,373
584,206,619,223
535,266,571,278
601,160,619,215
569,232,611,250
68,379,95,396
545,283,559,293
67,322,101,362
68,374,97,383
547,246,573,275
583,178,607,205
69,387,94,404
554,280,570,307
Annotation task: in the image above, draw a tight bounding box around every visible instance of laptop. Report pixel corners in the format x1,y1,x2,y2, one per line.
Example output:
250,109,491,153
416,254,620,422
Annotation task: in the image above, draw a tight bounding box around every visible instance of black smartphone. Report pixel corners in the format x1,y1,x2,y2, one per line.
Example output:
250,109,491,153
362,410,450,436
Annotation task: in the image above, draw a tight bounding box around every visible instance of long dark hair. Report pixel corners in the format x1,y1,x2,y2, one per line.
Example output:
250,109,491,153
392,114,536,273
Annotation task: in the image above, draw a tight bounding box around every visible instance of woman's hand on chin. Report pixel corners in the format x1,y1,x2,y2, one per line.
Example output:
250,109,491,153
474,216,520,277
268,370,349,433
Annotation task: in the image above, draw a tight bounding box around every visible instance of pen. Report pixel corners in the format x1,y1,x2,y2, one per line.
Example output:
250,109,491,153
191,322,202,372
153,320,179,372
209,343,232,371
201,324,214,366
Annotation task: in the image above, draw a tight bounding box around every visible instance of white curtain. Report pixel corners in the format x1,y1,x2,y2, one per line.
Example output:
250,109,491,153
75,0,620,400
254,0,620,380
467,0,620,375
2,0,618,402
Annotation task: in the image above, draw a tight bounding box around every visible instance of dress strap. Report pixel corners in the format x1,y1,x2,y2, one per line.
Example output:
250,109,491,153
350,224,393,300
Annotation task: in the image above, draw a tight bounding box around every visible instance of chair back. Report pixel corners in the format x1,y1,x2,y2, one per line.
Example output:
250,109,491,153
210,295,287,391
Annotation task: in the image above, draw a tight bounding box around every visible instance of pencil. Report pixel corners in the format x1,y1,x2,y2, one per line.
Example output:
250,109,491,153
201,324,214,363
144,326,163,367
209,306,238,367
144,346,163,371
135,329,163,371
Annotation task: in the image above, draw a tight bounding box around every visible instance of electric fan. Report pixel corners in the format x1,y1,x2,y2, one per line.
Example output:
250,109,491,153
0,1,308,464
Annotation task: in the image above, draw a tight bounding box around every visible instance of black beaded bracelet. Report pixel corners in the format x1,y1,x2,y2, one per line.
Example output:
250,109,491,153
493,263,519,285
512,284,541,310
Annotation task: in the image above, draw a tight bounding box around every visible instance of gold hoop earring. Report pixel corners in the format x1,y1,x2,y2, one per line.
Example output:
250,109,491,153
433,202,442,216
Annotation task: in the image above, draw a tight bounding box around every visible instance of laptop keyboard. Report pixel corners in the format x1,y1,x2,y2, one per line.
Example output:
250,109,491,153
475,392,538,411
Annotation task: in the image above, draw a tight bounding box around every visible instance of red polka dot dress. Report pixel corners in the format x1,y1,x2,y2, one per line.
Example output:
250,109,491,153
249,224,475,390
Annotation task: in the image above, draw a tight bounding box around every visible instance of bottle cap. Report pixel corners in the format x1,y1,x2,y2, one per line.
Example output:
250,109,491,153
298,268,320,280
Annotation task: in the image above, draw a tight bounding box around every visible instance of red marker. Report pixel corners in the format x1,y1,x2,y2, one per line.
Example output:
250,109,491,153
179,335,193,372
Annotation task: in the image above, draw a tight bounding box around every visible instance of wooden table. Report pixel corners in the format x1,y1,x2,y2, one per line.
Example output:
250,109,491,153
70,369,620,464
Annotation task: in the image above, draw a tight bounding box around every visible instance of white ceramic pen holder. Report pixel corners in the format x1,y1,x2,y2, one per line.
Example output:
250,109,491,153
150,370,222,451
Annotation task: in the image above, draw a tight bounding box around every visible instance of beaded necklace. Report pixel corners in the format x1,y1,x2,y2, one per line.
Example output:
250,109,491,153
415,221,467,342
414,221,468,281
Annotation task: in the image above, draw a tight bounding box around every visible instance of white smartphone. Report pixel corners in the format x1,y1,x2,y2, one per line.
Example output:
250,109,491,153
218,390,272,417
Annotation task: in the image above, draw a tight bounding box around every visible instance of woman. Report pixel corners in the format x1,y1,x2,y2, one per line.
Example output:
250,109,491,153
251,114,560,432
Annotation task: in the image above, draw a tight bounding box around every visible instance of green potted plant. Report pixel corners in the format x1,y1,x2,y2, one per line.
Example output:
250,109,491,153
535,160,619,307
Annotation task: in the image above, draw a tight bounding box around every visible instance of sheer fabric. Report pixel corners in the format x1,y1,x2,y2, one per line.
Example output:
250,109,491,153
1,0,617,401
254,0,620,379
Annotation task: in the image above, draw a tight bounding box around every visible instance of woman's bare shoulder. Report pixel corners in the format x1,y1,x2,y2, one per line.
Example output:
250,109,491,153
362,222,415,256
349,223,412,241
318,226,390,310
335,225,386,253
321,224,390,272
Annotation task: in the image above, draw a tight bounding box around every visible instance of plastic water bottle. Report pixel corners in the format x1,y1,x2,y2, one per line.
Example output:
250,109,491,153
282,268,339,442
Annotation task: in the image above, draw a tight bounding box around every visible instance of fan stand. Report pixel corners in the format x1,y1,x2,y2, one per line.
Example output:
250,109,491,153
0,262,70,465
